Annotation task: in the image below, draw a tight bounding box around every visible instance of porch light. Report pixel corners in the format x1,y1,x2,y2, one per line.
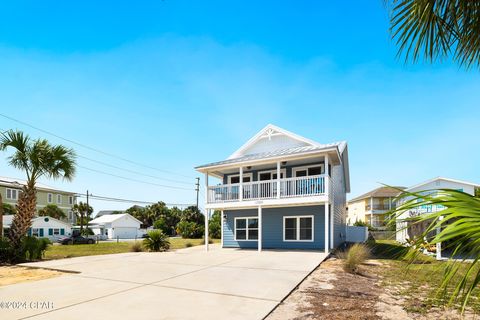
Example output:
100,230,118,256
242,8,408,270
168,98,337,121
281,161,287,165
223,213,227,219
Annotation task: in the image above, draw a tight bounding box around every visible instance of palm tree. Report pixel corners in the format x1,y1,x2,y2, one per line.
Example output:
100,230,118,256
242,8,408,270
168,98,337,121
387,0,480,68
392,188,480,312
72,201,93,232
0,130,76,249
38,204,67,220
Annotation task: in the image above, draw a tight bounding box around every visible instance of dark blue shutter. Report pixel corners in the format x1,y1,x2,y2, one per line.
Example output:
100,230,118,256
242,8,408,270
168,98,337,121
60,229,65,235
27,228,32,236
48,228,53,236
39,229,44,237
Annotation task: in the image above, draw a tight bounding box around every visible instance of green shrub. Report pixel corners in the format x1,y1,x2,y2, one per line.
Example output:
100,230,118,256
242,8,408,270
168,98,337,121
143,230,170,252
338,243,370,274
153,218,169,234
0,237,14,263
176,221,204,239
20,236,51,261
353,220,368,227
130,241,144,252
185,242,193,248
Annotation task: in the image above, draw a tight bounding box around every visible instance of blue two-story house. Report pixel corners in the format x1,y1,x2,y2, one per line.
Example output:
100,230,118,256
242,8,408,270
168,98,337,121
195,124,350,253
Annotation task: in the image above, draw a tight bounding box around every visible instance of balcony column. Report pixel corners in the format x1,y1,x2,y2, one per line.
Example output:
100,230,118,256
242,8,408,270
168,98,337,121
324,155,329,195
258,206,262,252
324,203,329,253
204,172,209,204
239,166,243,201
205,209,209,252
220,210,224,248
276,161,281,199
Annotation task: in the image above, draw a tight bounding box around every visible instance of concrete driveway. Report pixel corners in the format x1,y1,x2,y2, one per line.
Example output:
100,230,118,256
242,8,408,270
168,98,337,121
1,245,327,320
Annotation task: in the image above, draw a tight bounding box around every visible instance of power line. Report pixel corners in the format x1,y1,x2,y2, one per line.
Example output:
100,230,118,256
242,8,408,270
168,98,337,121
0,113,195,179
76,192,193,207
77,155,192,185
78,165,194,191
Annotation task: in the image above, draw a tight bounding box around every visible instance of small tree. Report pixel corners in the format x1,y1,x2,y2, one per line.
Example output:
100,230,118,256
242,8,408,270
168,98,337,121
73,202,93,232
143,230,170,252
38,204,66,220
208,210,221,239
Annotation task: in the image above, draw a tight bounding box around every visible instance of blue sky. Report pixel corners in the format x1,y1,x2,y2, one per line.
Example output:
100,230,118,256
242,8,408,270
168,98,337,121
0,1,479,213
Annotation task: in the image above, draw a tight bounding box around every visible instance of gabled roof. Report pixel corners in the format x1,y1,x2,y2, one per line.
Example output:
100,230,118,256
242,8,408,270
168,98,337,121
2,215,72,227
349,186,406,203
405,177,480,192
228,124,323,159
0,176,76,194
89,213,142,225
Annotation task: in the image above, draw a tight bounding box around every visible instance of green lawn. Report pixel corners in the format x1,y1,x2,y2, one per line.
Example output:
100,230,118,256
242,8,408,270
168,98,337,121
44,238,220,260
369,240,480,313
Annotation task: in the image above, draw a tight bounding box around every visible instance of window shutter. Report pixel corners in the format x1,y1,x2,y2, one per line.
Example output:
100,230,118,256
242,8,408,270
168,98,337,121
27,228,32,236
48,228,53,236
39,229,44,237
60,229,65,235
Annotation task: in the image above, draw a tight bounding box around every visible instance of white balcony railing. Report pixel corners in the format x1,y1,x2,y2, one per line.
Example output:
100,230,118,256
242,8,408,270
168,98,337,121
207,174,328,204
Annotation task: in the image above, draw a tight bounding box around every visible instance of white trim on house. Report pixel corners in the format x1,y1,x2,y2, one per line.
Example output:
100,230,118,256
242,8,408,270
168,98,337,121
228,124,322,160
283,215,314,242
292,164,325,177
234,216,259,241
227,172,253,184
405,177,480,192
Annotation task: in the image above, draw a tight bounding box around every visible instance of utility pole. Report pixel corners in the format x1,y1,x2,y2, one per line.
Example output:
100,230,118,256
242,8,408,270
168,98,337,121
85,190,90,234
195,177,200,209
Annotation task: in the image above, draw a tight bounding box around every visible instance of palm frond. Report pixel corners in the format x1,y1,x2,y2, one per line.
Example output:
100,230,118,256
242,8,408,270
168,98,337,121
388,0,480,68
392,187,480,311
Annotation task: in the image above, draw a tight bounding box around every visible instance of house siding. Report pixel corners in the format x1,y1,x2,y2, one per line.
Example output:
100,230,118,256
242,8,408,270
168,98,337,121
332,158,347,247
223,206,326,250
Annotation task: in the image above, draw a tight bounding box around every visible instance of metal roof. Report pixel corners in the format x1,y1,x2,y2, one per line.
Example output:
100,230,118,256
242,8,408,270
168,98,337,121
0,176,76,194
196,142,344,169
348,186,406,203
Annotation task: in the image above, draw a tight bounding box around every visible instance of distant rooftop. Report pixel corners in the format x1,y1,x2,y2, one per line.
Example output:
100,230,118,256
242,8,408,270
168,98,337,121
0,176,76,194
349,186,405,203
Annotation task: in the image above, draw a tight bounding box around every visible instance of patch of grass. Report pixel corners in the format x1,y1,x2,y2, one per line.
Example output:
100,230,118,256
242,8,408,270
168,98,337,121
185,242,193,248
130,241,144,252
44,238,221,260
370,240,480,314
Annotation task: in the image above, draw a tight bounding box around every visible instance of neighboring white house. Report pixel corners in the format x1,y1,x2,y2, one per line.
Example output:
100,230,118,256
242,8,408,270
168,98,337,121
88,213,142,239
396,177,480,247
195,124,350,252
2,215,73,241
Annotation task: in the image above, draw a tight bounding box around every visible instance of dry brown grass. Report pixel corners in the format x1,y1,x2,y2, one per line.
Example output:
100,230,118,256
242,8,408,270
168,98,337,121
338,243,371,274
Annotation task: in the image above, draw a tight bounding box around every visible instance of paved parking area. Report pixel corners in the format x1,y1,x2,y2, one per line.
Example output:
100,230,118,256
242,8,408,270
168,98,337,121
1,245,327,320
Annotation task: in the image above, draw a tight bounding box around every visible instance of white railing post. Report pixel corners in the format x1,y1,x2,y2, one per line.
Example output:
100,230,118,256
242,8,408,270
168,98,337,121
276,161,281,199
239,166,243,201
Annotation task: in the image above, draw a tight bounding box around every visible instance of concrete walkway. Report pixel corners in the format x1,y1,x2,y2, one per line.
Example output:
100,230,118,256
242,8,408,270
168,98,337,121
1,245,327,320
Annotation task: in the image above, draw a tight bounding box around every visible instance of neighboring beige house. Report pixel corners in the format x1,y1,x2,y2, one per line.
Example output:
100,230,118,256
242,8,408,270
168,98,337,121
347,186,404,229
0,176,77,224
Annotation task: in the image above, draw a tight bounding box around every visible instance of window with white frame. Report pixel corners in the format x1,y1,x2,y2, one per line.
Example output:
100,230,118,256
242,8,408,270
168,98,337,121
6,188,19,200
68,210,73,221
47,193,53,203
68,196,74,205
53,228,60,236
57,194,62,204
32,228,40,237
283,216,314,241
234,217,258,240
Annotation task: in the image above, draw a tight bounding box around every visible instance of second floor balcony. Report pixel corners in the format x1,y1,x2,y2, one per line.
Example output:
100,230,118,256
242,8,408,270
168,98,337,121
207,174,330,205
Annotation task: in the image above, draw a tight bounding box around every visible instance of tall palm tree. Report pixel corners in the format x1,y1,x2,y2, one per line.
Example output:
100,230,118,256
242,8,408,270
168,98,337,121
72,201,93,232
0,130,76,249
387,0,480,68
392,188,480,312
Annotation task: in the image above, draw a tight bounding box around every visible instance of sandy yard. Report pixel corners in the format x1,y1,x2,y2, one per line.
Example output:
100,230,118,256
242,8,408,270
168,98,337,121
0,266,64,286
267,257,476,320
